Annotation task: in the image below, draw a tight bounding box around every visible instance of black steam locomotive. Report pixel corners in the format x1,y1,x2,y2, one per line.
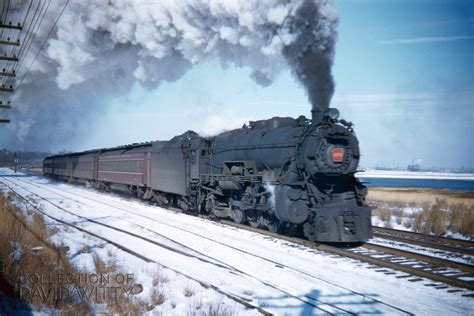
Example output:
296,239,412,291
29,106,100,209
43,108,372,242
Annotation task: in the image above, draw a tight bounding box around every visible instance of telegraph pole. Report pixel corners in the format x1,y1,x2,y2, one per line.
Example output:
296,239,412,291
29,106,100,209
0,20,22,124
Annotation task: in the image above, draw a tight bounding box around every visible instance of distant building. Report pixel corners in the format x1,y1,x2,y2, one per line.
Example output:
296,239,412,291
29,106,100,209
407,164,420,171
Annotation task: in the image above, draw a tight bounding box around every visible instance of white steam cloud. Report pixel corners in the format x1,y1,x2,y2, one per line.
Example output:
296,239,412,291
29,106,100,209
4,0,338,151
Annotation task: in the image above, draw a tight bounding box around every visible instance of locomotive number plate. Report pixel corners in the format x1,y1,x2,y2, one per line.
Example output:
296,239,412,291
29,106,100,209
331,147,345,163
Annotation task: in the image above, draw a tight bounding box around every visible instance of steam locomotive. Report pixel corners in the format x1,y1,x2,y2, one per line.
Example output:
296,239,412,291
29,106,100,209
43,108,372,242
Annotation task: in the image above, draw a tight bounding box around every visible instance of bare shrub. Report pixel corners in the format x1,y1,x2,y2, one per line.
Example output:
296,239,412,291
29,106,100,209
152,271,169,286
373,207,392,225
392,209,404,225
107,247,114,257
187,299,203,314
243,290,253,296
93,253,117,275
412,199,450,236
403,218,413,229
48,226,60,237
184,285,195,297
207,301,235,316
413,203,430,234
108,296,145,315
428,198,449,236
151,288,166,306
449,204,474,238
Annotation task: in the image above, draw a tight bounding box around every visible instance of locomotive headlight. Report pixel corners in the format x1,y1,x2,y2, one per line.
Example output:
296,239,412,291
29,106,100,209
327,108,340,120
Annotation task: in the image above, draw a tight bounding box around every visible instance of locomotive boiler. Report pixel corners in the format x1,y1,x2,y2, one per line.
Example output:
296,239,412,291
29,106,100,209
43,108,372,242
201,108,371,242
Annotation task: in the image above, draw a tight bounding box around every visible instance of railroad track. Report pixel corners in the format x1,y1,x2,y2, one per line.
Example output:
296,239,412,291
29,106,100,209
372,226,474,256
4,171,474,299
219,220,474,296
0,178,271,314
2,173,403,314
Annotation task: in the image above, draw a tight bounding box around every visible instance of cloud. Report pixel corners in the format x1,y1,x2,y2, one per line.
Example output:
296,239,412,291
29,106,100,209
379,35,474,45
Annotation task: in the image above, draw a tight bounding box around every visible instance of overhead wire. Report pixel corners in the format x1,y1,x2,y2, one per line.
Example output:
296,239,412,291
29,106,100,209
8,0,47,78
0,2,5,22
1,0,46,100
0,0,11,39
16,0,70,91
0,0,15,119
0,0,29,98
13,0,51,75
0,0,12,104
2,0,33,74
1,0,71,122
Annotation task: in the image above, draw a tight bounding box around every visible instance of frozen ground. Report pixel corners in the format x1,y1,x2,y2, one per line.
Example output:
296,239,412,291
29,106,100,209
358,169,474,181
0,168,473,315
371,212,474,266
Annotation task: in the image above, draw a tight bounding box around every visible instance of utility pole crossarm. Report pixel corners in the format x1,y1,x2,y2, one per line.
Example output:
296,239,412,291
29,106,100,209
0,20,21,125
0,104,12,109
0,39,20,46
0,55,18,62
0,22,22,30
0,86,13,92
0,71,15,77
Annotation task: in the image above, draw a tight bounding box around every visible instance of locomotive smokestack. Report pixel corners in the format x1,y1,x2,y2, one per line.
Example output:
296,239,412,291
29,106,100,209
311,108,323,125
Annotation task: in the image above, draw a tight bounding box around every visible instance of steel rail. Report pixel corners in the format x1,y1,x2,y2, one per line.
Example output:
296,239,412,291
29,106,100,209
0,178,271,315
219,221,474,293
11,170,474,294
8,172,415,314
373,226,474,255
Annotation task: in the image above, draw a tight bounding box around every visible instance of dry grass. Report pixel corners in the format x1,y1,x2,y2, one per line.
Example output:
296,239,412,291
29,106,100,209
150,289,166,307
449,203,474,238
368,188,474,238
184,285,195,297
367,187,474,207
373,207,392,224
392,209,404,225
206,301,235,316
0,192,90,313
92,253,117,275
0,193,170,314
0,193,240,315
187,299,203,314
152,270,169,287
412,200,450,236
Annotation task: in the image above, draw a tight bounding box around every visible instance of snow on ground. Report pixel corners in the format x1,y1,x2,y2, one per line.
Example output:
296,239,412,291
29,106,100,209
357,169,474,180
369,237,474,266
372,209,473,241
0,168,473,315
371,214,415,232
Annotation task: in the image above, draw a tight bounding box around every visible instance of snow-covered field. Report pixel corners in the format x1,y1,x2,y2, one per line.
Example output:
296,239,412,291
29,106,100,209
357,169,474,180
0,168,473,315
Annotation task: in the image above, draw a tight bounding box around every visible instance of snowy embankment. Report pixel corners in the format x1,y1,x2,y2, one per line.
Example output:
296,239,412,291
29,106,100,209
357,169,474,181
0,168,472,315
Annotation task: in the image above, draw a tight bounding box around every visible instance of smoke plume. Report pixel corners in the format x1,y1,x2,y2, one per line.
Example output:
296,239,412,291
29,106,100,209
2,0,338,151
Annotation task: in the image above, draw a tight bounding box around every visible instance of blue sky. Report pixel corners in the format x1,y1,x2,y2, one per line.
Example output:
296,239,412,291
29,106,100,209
77,0,473,169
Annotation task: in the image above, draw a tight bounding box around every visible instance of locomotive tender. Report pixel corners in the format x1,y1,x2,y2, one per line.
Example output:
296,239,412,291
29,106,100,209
43,108,372,242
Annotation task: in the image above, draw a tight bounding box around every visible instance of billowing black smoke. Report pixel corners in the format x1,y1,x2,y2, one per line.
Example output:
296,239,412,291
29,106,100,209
2,0,338,150
283,0,338,109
